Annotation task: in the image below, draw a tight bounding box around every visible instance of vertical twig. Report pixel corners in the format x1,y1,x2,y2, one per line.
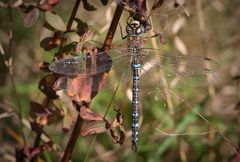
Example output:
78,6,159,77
66,0,81,31
62,113,84,162
102,4,124,52
30,126,43,162
4,2,27,145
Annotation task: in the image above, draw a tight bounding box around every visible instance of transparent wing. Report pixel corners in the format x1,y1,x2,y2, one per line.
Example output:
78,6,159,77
140,48,218,88
107,48,133,83
148,0,188,33
106,47,218,88
49,52,112,76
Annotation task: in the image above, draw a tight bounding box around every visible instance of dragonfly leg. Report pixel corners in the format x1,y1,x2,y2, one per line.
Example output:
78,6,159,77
119,23,128,39
142,32,166,45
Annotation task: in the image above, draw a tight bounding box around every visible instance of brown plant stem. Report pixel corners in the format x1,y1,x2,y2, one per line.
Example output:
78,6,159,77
66,0,81,31
30,126,43,162
62,113,84,162
102,4,124,52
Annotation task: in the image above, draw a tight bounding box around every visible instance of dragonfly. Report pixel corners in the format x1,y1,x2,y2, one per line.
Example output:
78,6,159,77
49,1,218,152
49,19,218,152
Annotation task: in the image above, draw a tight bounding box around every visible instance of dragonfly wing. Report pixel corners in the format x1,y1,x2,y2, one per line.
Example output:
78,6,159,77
140,48,218,88
49,52,112,76
107,48,133,82
150,0,187,32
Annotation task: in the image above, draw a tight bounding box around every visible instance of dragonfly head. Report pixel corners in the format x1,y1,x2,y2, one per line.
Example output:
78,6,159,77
126,19,145,36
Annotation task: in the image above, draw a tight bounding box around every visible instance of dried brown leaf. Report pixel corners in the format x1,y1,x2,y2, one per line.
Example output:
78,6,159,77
54,74,107,103
29,101,51,119
79,107,104,121
80,120,108,136
38,74,59,99
79,107,109,136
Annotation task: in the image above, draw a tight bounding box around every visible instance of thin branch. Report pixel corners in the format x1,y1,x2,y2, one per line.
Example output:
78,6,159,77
66,0,81,31
102,4,124,52
62,113,84,162
30,126,43,162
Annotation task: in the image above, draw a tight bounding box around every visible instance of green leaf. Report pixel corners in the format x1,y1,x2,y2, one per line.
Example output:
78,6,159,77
45,12,66,32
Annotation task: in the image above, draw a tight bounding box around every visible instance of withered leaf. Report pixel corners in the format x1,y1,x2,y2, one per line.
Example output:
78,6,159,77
24,8,39,28
38,74,59,99
80,120,108,136
110,108,125,144
29,101,51,119
80,107,109,136
54,74,107,103
79,107,104,121
40,37,62,51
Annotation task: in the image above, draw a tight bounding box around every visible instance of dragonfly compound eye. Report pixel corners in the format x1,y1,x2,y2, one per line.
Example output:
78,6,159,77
126,25,133,34
136,25,145,34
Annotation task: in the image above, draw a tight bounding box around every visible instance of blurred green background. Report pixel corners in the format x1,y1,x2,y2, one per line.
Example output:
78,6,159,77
0,0,240,162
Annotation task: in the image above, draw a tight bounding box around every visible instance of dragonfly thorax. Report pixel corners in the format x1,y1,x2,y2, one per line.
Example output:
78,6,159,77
126,20,145,36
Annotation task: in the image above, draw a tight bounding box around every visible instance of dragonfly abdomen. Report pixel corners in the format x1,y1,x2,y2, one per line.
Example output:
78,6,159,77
131,63,141,152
